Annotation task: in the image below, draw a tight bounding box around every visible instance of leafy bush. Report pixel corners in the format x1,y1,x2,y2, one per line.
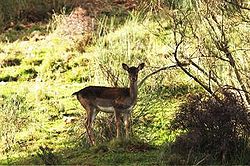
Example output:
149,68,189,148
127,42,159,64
169,88,250,164
0,66,38,82
18,67,38,81
0,75,18,82
39,56,70,81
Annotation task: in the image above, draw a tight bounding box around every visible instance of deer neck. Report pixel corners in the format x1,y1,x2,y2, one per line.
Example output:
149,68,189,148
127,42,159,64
129,80,138,103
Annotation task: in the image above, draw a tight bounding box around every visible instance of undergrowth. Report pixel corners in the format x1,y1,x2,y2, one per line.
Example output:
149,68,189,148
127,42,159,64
0,94,31,163
168,88,250,164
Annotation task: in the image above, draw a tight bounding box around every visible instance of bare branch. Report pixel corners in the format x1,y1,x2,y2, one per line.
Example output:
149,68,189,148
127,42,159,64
208,7,250,105
199,48,230,63
173,40,214,95
225,0,250,11
189,59,221,86
100,64,121,87
138,63,189,88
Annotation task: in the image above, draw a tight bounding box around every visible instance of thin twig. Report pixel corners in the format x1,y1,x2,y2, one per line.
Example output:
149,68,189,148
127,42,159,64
173,40,218,99
195,155,209,165
225,0,250,11
99,64,121,87
138,63,189,87
138,65,176,87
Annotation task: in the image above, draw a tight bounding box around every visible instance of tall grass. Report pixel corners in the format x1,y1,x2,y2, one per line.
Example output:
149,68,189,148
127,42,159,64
0,94,31,163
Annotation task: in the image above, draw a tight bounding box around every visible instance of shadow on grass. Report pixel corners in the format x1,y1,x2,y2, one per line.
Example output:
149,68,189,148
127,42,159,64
0,137,161,165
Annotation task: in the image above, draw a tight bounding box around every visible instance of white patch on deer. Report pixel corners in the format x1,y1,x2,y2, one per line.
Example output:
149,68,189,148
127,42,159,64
97,106,115,113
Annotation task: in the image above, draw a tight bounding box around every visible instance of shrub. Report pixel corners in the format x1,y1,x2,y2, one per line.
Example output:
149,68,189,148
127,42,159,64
169,87,250,164
0,75,18,82
0,58,21,67
18,67,38,81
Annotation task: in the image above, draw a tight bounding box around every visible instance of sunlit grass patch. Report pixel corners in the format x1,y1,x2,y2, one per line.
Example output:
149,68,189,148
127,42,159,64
0,10,184,163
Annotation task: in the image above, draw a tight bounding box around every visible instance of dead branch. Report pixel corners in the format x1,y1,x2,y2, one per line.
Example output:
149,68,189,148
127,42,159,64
189,59,221,86
100,64,121,87
225,0,250,11
173,40,214,95
138,63,189,87
209,12,250,105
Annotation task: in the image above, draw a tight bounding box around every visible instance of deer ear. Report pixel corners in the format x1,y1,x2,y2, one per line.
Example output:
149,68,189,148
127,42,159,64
138,63,145,70
122,63,129,71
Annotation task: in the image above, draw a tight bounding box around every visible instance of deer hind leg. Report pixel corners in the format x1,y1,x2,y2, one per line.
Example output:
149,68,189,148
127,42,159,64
123,113,130,139
77,96,98,145
85,106,98,145
114,110,121,138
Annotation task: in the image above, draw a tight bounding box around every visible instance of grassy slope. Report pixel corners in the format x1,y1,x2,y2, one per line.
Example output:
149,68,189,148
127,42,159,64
0,8,196,165
0,82,185,165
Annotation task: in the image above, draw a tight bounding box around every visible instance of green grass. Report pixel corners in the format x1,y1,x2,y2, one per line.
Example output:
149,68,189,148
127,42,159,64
0,79,185,164
0,2,249,164
0,10,208,163
0,80,190,165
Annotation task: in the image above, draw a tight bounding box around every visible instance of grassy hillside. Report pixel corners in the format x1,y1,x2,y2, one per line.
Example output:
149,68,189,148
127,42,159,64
0,0,250,165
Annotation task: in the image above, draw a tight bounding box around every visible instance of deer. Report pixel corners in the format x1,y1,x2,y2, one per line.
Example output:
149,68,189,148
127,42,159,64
72,63,145,145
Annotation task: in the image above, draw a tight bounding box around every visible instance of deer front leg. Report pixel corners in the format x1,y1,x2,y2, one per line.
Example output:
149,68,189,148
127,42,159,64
124,113,130,139
114,110,121,138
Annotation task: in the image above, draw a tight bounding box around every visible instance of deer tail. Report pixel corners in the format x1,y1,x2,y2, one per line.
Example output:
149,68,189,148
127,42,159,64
72,91,79,96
